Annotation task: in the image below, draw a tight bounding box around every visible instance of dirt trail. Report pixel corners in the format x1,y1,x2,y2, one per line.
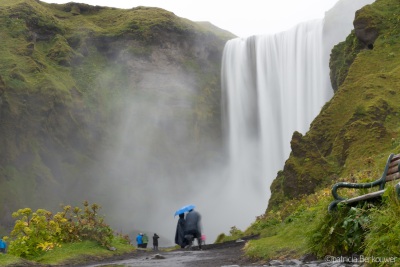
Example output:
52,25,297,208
80,237,262,267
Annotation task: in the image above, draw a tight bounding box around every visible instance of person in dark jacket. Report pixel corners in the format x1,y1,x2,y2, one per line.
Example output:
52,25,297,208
175,213,187,248
152,233,160,251
184,209,202,249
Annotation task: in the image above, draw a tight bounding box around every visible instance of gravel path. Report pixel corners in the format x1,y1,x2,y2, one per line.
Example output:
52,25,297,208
79,239,258,267
70,237,367,267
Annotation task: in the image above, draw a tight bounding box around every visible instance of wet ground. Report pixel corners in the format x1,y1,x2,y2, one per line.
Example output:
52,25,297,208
81,239,259,267
64,237,367,267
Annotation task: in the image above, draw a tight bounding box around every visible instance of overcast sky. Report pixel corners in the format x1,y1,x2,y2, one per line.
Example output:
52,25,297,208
40,0,340,37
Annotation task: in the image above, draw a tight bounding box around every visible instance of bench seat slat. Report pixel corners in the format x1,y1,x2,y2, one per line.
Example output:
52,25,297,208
342,189,386,204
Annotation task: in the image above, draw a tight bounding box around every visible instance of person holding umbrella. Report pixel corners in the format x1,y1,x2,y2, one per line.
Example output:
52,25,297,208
184,208,202,250
174,204,195,248
174,213,187,248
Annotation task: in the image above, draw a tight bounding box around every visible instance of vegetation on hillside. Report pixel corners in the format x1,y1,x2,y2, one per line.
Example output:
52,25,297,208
0,0,232,235
2,0,400,264
0,201,133,266
235,184,400,265
218,0,400,264
7,201,115,257
268,0,400,211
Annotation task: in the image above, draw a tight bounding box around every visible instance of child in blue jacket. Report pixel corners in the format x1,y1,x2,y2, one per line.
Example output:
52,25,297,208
0,238,6,253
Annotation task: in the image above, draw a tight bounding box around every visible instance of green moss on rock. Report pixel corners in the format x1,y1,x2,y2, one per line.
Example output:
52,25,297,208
268,0,400,212
0,0,232,230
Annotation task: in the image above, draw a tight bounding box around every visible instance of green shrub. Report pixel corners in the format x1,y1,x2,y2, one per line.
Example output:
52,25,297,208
6,201,114,258
307,204,371,257
8,208,59,258
215,233,225,243
363,186,400,260
307,185,400,267
215,226,244,243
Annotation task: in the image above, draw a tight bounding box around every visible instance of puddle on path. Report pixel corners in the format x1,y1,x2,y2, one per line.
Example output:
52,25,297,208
85,250,212,267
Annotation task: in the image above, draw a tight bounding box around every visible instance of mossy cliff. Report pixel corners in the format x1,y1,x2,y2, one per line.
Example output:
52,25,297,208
268,0,400,212
0,0,234,233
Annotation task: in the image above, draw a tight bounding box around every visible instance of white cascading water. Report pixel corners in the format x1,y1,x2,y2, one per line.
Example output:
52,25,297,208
221,0,376,220
221,19,333,209
91,0,376,245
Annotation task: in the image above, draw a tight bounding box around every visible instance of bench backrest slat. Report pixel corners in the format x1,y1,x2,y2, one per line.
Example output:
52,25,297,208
387,164,399,175
389,156,400,164
389,154,400,166
386,172,400,182
391,153,400,160
386,154,400,181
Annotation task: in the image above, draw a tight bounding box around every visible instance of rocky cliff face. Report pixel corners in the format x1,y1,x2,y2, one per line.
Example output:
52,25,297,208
268,0,400,212
0,0,234,232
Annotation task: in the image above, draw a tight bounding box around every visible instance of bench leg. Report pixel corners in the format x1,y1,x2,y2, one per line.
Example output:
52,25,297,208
328,200,343,211
396,183,400,199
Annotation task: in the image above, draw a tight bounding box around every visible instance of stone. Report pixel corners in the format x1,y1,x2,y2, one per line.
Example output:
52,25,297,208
269,260,284,266
153,254,165,259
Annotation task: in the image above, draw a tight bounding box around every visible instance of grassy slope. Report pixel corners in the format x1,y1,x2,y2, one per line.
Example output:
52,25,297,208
0,239,135,266
0,0,232,265
268,0,400,209
0,0,230,235
4,0,399,264
241,0,400,262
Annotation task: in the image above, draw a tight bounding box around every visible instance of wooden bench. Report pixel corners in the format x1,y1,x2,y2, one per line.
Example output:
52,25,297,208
328,153,400,211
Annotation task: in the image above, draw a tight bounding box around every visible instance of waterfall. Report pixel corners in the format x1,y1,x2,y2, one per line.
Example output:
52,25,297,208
221,19,333,208
91,0,376,245
220,0,376,218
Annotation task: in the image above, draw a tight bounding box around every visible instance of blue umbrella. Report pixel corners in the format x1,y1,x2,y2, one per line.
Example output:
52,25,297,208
174,204,195,217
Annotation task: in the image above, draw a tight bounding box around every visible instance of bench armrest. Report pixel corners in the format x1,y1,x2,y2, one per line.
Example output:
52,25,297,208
331,178,386,201
331,153,395,201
